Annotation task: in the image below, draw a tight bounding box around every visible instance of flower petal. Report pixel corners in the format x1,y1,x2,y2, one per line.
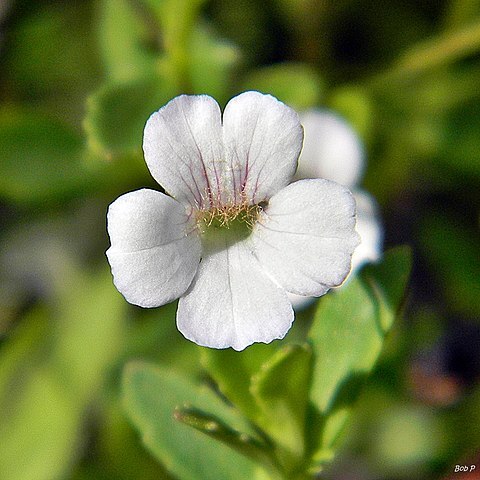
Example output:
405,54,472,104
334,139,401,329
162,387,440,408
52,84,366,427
106,189,201,307
222,91,304,203
252,179,360,297
143,95,226,208
286,190,382,310
297,110,364,188
351,190,383,271
177,233,294,351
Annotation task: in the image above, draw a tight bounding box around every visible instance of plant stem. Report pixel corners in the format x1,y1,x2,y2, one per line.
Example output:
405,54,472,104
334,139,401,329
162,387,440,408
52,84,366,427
369,19,480,86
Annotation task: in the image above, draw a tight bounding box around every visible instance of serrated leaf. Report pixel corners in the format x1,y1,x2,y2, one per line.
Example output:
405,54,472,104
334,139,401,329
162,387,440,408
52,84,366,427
0,112,88,204
84,75,177,158
98,0,158,82
241,63,323,110
200,343,278,424
251,344,313,462
307,247,412,467
122,361,260,480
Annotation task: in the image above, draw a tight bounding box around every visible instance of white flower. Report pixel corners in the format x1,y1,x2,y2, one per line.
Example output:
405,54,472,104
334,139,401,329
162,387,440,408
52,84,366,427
289,110,383,310
106,92,360,350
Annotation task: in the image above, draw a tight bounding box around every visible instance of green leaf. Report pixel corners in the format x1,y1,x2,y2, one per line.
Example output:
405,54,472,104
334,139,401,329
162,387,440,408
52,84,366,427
444,0,480,29
0,366,82,480
122,361,261,480
174,405,280,476
201,343,278,424
251,344,313,461
0,308,81,480
98,0,158,82
189,24,241,105
241,63,323,110
0,111,88,204
0,307,50,413
51,266,126,401
5,4,98,96
361,245,413,332
94,395,173,480
84,75,177,158
4,3,100,125
0,265,128,480
307,247,412,468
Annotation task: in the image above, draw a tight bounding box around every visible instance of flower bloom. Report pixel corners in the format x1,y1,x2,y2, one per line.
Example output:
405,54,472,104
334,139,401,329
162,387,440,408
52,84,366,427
106,92,360,350
289,110,383,309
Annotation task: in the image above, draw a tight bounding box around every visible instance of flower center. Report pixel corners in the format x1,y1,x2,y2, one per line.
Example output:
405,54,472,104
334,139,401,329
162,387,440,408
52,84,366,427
196,202,261,229
195,201,264,246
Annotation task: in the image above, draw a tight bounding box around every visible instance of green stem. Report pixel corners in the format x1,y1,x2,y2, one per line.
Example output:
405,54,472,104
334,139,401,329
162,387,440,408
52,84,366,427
443,0,480,31
369,19,480,86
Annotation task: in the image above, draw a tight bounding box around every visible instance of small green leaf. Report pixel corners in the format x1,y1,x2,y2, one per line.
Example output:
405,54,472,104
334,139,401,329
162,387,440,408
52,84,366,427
241,63,323,110
84,75,177,158
174,406,279,475
362,246,413,332
251,344,313,461
0,112,87,204
122,361,260,480
308,247,412,466
201,343,278,424
98,0,158,82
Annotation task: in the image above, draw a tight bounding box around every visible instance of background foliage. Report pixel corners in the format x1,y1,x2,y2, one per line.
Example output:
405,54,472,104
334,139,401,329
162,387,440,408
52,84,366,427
0,0,479,479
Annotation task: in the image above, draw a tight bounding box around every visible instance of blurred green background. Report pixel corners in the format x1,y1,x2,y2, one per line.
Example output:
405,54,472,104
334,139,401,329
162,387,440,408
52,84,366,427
0,0,479,479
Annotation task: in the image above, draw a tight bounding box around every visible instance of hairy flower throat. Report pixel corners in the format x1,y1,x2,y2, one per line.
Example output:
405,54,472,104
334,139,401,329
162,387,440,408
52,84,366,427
196,200,263,230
